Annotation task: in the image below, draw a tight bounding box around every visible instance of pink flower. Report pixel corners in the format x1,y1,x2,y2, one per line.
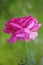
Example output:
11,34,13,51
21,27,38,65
3,16,41,43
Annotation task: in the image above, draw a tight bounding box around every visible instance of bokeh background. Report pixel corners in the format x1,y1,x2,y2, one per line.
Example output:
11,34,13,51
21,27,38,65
0,0,43,65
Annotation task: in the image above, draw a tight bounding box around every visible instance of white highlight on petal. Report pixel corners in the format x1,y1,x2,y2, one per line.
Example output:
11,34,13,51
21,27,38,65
16,34,25,37
29,32,38,40
27,21,34,29
24,28,31,34
38,24,42,28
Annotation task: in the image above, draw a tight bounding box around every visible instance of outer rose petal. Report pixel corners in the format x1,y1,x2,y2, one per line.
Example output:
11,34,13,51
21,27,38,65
31,24,41,31
16,33,25,41
20,16,33,27
24,33,30,42
17,37,23,41
10,22,22,28
8,35,17,43
3,28,11,34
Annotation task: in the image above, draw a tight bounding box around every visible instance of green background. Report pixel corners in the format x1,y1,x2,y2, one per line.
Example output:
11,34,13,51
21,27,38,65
0,0,43,65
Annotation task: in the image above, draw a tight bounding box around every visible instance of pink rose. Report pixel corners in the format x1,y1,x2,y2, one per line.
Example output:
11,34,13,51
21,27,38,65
3,16,41,43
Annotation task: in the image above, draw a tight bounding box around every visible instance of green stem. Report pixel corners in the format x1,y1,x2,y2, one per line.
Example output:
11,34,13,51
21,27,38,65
24,41,28,64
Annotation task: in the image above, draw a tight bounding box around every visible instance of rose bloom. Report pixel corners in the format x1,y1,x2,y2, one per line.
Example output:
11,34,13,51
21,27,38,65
3,16,41,43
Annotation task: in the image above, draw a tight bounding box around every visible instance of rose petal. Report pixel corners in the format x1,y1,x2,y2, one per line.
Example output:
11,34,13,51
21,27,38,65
29,32,38,40
8,35,16,43
10,23,22,28
31,24,41,31
24,33,30,42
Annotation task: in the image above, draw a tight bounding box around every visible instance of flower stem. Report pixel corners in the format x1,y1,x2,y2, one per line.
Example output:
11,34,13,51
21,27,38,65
24,41,28,64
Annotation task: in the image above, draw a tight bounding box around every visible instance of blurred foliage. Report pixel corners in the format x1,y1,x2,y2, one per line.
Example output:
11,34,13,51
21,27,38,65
0,0,43,65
